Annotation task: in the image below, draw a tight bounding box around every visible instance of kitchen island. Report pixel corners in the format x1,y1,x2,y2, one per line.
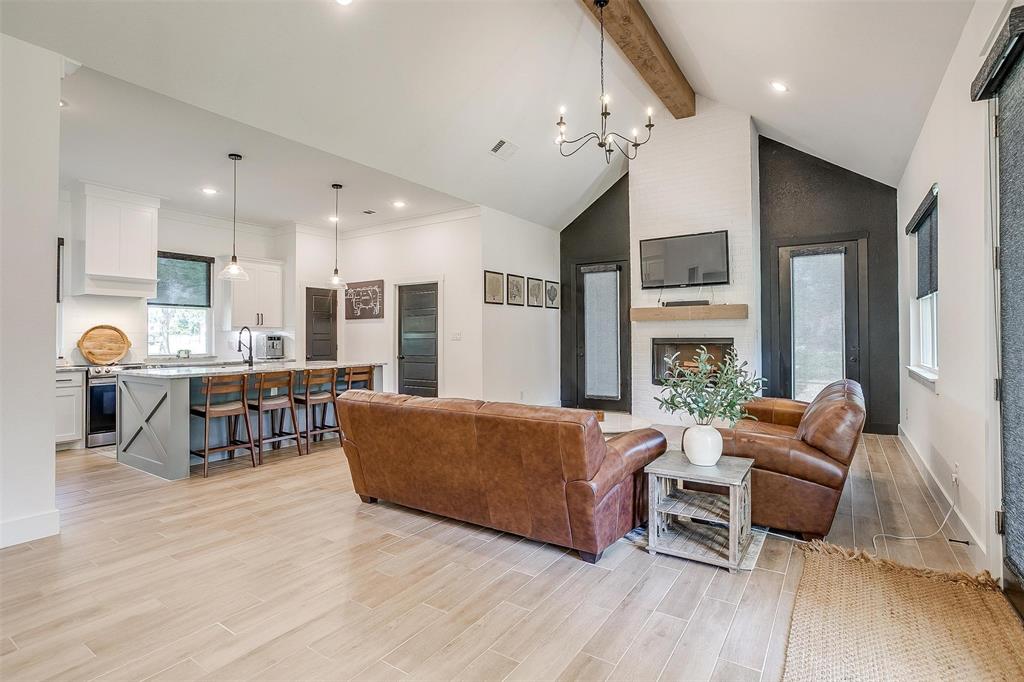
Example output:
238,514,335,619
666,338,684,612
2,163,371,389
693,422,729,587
116,361,384,480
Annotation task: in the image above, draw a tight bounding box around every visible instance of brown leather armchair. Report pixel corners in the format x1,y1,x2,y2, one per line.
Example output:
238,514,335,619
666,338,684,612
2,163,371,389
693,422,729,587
716,380,866,539
336,391,668,562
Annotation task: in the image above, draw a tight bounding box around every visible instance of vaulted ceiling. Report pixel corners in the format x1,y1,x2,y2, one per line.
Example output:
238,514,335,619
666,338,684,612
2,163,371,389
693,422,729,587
2,1,975,229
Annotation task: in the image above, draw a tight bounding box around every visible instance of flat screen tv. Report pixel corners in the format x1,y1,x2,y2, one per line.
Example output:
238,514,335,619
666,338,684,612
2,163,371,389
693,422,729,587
640,230,730,289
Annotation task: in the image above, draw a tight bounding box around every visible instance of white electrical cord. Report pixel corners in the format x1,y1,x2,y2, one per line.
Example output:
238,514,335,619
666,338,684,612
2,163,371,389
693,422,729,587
753,489,958,554
871,488,958,555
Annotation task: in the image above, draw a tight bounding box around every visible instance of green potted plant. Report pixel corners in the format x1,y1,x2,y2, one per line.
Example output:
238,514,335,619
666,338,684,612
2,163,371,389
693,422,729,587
655,345,765,466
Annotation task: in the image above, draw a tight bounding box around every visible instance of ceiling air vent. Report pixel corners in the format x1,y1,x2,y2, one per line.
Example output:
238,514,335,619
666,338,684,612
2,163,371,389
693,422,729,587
362,209,376,215
489,139,519,161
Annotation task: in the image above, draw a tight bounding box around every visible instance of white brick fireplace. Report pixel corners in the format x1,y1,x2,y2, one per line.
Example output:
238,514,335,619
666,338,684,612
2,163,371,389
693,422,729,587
629,97,761,425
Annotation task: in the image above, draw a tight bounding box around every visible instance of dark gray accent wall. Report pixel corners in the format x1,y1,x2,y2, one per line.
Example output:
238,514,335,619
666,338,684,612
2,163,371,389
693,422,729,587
560,174,630,407
759,137,899,434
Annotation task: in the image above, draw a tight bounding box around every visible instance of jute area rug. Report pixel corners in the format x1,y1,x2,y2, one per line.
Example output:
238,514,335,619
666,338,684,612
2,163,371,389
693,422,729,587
784,541,1024,681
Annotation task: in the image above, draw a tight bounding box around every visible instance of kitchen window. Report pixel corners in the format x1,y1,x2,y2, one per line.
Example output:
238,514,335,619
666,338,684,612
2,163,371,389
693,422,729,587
147,251,215,356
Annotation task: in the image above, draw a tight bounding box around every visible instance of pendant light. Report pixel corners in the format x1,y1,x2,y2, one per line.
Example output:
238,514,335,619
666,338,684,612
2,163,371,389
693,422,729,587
218,153,249,281
328,183,345,288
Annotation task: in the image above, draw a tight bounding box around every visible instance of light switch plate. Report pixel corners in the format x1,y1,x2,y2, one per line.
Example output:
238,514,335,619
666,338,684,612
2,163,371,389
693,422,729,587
451,331,462,341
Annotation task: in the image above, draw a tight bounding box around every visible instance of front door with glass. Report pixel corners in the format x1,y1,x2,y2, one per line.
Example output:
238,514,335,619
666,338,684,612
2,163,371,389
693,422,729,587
778,242,863,401
575,261,630,412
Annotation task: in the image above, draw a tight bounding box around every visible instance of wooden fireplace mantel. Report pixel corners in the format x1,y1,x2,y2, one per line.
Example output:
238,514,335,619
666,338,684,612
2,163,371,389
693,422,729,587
630,304,749,322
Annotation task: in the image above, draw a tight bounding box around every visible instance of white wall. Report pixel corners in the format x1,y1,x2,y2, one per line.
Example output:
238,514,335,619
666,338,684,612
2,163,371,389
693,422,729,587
628,96,761,424
57,203,279,364
0,36,63,547
341,208,483,398
481,207,560,406
896,0,1008,574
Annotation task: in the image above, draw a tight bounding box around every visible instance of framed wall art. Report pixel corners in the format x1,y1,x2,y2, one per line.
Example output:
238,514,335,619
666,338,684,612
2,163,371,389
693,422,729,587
484,270,504,304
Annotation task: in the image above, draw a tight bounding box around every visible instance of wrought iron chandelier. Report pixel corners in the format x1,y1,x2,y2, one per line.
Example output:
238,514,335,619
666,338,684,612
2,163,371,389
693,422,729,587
556,0,654,163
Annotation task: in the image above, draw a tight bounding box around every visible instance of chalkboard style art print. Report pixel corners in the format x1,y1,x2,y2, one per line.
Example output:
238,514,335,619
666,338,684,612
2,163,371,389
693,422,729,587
344,280,384,319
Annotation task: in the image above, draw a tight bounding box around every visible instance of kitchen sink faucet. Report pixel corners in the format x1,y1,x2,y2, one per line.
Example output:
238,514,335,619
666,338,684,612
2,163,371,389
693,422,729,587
238,326,253,368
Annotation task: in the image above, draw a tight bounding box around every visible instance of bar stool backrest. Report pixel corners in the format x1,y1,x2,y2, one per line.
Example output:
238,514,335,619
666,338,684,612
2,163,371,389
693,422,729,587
303,368,338,398
346,366,373,387
199,374,247,409
255,370,294,395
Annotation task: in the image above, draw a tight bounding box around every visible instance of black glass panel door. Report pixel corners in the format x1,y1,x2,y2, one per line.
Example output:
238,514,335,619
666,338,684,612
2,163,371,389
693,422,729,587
575,261,630,412
398,283,438,397
778,242,862,401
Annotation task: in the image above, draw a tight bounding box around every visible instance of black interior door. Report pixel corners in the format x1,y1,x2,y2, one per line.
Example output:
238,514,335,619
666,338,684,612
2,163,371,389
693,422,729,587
398,283,438,397
305,288,337,361
575,261,630,412
778,242,864,401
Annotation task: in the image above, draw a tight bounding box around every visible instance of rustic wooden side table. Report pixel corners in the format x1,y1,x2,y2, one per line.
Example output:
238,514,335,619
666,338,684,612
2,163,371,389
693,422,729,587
645,451,754,573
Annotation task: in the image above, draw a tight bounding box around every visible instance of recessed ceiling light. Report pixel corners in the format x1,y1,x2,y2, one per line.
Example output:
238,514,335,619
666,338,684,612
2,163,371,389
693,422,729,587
59,99,67,108
201,187,218,195
336,0,352,5
392,200,406,209
770,81,789,93
329,216,339,223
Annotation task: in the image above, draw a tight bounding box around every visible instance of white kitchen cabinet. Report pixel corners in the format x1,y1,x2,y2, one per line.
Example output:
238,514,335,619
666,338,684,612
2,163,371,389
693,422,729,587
229,260,284,328
71,183,160,297
55,372,84,445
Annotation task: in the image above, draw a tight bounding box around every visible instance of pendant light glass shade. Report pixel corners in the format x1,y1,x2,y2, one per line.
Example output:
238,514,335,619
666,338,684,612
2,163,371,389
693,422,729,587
220,255,249,282
218,153,249,281
328,183,345,289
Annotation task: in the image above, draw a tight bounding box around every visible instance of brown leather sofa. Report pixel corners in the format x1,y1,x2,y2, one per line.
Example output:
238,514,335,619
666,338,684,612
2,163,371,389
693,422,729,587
335,391,667,562
716,379,866,539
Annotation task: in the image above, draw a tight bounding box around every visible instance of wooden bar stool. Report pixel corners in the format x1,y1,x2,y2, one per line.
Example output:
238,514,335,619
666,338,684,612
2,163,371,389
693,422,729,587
295,368,341,446
345,365,374,391
189,374,257,477
247,370,304,463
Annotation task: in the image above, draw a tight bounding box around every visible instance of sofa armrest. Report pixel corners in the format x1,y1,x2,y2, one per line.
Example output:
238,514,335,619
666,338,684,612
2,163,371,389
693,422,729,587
605,428,668,479
565,428,667,554
718,427,847,490
743,397,808,428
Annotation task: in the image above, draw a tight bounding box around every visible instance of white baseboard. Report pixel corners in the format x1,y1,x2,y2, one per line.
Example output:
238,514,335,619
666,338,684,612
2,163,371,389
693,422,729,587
0,509,60,548
897,427,987,571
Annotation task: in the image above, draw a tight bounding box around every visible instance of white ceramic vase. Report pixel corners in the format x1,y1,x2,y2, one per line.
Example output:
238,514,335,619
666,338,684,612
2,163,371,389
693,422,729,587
683,424,723,466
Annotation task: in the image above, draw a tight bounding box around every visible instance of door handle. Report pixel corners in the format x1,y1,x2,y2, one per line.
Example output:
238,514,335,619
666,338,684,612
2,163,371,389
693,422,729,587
398,355,406,360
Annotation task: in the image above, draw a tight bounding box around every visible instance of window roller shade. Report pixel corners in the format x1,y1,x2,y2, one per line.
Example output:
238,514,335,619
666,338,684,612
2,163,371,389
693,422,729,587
149,252,214,308
915,210,938,299
906,185,938,300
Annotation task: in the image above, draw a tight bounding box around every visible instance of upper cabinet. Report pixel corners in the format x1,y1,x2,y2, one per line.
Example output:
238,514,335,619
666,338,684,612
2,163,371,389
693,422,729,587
229,259,284,329
71,183,160,297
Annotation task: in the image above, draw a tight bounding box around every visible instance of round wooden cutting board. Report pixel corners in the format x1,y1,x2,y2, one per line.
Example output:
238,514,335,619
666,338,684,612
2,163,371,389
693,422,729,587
77,325,132,365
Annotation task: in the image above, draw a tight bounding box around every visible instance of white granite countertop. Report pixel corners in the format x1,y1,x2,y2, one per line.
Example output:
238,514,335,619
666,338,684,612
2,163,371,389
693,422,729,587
120,360,385,379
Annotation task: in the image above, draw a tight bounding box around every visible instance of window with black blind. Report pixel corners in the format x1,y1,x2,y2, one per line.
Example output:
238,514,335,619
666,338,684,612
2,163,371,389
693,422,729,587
149,252,214,307
906,184,939,372
147,252,215,356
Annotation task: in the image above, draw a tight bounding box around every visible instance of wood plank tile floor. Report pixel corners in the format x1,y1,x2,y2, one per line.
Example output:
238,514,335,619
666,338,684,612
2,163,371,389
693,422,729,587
0,432,971,681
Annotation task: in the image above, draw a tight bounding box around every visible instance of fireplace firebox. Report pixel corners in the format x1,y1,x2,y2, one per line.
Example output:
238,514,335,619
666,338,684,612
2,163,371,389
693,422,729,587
652,338,735,385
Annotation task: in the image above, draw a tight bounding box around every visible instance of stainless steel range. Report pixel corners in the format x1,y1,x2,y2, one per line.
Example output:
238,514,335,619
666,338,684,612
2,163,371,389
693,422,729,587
86,363,143,447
